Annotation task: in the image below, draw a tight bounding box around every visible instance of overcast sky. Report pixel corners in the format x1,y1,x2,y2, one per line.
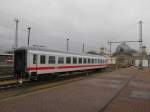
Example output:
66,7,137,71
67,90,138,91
0,0,150,53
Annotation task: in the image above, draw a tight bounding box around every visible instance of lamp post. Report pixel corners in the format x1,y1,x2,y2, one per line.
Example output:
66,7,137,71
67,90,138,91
82,43,85,53
27,27,31,47
15,19,19,48
138,20,143,69
67,38,69,52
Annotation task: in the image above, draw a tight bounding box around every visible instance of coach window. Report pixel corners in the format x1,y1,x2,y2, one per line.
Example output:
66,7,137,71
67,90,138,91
94,59,96,63
73,57,77,64
49,56,55,64
58,57,64,64
98,59,100,63
90,59,92,63
92,59,94,64
95,59,97,64
84,58,87,64
88,58,90,64
106,59,108,63
79,58,82,64
66,57,71,64
33,54,37,64
99,59,102,63
40,55,46,64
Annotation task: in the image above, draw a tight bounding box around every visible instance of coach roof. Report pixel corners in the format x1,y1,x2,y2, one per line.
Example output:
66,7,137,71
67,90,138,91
15,46,105,58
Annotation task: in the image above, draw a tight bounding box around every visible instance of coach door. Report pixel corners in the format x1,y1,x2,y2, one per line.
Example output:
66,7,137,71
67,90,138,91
30,54,39,80
33,54,38,73
14,50,27,75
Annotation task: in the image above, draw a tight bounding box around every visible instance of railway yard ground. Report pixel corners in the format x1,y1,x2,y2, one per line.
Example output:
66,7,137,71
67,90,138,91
0,67,150,112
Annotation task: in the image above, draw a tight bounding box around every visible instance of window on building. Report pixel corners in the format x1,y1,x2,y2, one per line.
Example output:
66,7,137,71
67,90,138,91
33,54,37,64
84,58,87,64
58,57,64,64
66,57,71,64
79,58,82,64
73,57,77,64
40,55,46,64
48,56,55,64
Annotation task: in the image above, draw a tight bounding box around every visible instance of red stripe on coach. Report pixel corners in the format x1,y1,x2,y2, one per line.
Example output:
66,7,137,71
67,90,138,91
26,64,106,71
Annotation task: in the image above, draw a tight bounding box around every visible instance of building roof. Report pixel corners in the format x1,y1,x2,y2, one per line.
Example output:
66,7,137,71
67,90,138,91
115,42,137,54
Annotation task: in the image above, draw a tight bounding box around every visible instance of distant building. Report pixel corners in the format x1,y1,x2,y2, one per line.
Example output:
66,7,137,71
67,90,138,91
86,50,99,55
99,47,109,55
113,42,135,67
112,42,148,67
87,47,110,56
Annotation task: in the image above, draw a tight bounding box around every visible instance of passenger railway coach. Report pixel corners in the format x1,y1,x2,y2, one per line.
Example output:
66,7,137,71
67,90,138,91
14,47,108,80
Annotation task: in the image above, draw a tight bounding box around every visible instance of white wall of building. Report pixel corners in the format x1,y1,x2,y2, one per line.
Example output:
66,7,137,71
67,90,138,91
135,60,149,67
107,58,116,64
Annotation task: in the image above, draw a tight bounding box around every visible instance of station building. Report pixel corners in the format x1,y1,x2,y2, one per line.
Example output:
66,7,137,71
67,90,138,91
112,42,148,67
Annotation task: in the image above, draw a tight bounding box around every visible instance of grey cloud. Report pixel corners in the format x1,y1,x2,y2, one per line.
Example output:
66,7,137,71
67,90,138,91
0,0,150,53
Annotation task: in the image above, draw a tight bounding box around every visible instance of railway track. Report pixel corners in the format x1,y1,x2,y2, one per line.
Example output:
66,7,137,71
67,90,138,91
0,78,30,91
0,76,14,81
0,82,18,90
0,70,100,92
